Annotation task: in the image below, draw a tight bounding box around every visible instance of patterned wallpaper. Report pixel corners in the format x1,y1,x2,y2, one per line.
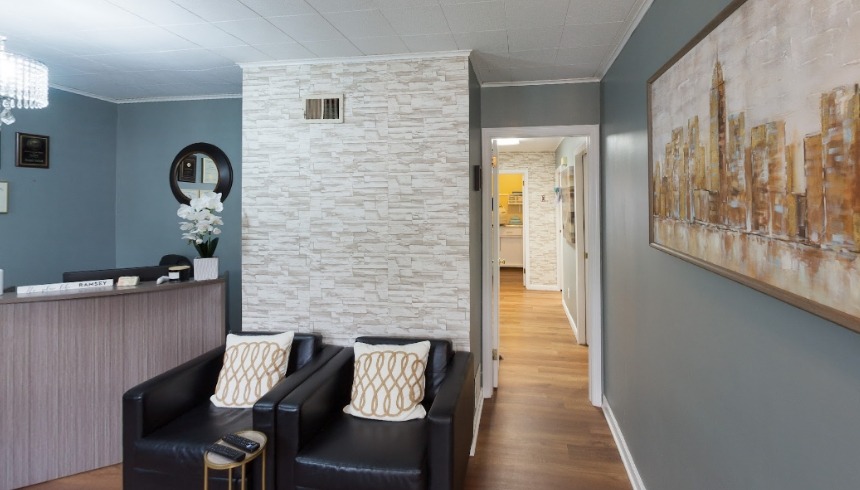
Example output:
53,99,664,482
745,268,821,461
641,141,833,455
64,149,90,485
240,55,472,350
499,151,559,289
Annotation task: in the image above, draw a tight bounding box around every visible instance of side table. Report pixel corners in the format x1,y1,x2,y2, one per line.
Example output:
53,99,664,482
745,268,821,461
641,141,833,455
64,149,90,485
203,430,267,490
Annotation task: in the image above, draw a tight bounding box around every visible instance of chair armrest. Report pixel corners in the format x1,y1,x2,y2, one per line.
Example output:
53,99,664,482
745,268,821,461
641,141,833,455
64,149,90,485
253,345,341,489
275,348,355,490
427,352,475,490
123,345,225,441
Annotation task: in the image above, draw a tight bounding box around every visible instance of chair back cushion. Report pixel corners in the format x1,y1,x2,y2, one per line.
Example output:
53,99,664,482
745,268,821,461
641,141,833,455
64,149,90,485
210,332,294,408
235,331,321,375
355,337,453,405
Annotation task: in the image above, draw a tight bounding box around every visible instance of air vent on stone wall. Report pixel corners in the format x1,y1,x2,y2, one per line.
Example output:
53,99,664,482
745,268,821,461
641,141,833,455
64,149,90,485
304,94,343,123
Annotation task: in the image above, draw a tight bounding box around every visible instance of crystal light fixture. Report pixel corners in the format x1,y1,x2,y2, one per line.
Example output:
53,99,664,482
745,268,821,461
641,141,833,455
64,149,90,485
0,36,49,127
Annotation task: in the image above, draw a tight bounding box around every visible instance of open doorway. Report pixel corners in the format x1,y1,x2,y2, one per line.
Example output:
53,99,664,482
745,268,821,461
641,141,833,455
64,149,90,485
481,125,603,407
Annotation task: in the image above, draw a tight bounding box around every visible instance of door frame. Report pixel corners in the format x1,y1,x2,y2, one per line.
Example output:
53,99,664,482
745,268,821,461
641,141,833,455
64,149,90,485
481,125,603,406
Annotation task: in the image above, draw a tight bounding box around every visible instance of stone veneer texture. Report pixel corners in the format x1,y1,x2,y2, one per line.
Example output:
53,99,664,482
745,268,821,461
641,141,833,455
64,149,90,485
241,56,471,351
499,151,559,288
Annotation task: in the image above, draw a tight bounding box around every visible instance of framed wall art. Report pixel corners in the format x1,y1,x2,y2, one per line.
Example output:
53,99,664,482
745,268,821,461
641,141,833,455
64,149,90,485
648,0,860,333
16,133,49,168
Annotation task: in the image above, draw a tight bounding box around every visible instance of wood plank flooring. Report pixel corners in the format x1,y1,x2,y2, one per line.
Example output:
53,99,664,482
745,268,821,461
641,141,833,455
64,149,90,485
463,268,630,489
24,267,630,490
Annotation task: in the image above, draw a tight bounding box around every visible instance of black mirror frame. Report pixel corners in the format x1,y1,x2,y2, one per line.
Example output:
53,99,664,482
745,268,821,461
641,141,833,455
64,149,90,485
169,142,233,205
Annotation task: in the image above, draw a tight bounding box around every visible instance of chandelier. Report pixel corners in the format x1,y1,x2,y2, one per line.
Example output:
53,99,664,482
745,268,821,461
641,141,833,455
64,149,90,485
0,36,48,127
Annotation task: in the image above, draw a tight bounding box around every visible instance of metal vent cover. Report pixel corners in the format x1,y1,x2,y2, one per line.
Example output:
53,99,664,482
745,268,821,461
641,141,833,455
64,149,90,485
304,94,343,123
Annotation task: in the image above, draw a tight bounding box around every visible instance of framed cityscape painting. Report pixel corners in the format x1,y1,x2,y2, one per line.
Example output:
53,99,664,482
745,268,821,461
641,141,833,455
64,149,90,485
648,0,860,333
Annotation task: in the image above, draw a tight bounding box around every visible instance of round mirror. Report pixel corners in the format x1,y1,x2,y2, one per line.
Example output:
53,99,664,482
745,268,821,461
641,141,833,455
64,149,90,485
169,142,233,205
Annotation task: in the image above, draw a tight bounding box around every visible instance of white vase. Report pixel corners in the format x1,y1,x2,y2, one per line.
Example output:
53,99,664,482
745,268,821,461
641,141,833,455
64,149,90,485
193,257,219,281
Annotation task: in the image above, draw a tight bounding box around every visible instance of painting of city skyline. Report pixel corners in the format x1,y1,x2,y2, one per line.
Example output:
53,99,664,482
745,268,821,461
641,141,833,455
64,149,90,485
648,0,860,333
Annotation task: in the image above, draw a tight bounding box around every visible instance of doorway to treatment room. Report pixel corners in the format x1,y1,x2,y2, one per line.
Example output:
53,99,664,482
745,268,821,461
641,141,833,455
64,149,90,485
481,125,603,407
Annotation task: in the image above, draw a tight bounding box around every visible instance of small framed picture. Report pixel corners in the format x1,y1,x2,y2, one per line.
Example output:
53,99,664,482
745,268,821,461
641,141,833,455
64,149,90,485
178,155,196,183
16,133,50,169
0,181,7,213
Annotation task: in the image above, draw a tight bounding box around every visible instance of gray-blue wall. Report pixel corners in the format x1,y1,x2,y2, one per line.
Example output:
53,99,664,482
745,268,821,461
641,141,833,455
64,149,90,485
602,1,860,488
0,88,117,289
469,62,483,361
116,98,242,330
481,82,600,128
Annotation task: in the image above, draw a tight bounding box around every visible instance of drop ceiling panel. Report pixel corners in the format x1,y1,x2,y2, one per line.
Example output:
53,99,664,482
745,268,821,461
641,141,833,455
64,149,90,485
170,0,260,22
1,0,651,101
323,10,397,38
214,18,296,45
237,0,316,16
267,14,345,42
503,0,571,29
381,6,450,36
441,2,506,33
306,0,377,13
351,36,410,55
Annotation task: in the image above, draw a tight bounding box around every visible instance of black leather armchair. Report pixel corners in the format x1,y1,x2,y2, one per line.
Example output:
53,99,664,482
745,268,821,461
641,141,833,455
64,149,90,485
123,332,341,490
276,336,475,490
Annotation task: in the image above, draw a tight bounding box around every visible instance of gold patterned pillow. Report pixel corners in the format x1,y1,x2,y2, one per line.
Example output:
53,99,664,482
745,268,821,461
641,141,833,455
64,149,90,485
210,332,294,408
343,341,431,421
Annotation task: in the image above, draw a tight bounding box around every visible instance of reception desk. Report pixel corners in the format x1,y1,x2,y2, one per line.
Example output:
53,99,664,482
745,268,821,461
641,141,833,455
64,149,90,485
0,279,226,489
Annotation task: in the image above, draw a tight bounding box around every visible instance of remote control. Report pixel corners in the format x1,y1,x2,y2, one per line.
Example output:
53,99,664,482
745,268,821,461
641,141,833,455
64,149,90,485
206,443,246,462
222,433,260,452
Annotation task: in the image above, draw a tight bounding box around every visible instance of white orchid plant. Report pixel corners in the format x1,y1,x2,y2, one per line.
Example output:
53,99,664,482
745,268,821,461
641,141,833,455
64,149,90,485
177,191,223,258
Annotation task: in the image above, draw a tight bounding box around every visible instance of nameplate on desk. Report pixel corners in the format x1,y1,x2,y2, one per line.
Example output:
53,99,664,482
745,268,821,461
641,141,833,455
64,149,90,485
17,280,114,294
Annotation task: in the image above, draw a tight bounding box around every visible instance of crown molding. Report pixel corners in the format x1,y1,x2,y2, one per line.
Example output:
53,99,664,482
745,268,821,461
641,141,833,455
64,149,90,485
481,77,600,88
239,50,472,69
50,83,241,104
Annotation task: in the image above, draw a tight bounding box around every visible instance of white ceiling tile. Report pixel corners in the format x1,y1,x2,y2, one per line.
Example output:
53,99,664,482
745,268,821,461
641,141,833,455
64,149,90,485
148,81,241,97
507,49,557,67
83,49,237,71
453,30,508,52
504,0,570,29
556,45,609,65
64,27,199,55
401,33,458,53
49,0,153,31
374,0,439,8
107,0,206,25
208,45,275,62
323,10,397,38
253,42,316,59
509,66,557,81
553,64,597,79
268,14,345,42
442,2,506,34
303,39,363,57
381,6,450,36
560,22,624,47
170,0,260,22
506,26,562,52
239,0,316,16
163,23,246,48
566,0,636,25
306,0,376,13
215,18,297,44
351,36,409,55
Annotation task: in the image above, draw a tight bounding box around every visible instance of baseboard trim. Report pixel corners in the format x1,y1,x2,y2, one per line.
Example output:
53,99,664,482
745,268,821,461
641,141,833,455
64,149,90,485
562,299,582,344
602,396,646,490
526,284,560,291
470,394,484,456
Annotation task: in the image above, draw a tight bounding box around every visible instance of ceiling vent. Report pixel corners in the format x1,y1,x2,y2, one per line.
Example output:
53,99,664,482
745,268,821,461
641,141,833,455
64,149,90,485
304,94,343,123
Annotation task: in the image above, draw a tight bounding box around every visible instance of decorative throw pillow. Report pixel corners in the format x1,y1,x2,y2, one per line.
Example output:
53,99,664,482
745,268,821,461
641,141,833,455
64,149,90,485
343,341,431,421
210,331,294,408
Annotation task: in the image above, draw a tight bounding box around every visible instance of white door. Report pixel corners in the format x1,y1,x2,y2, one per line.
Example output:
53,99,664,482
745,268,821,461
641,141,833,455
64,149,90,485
574,151,588,344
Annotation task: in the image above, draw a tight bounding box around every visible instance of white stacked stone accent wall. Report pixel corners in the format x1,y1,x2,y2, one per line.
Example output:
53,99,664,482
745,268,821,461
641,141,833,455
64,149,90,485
499,151,559,289
241,56,471,351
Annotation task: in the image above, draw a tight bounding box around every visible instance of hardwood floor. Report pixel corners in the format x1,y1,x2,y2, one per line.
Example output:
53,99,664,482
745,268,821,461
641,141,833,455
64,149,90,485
24,268,630,490
463,268,631,489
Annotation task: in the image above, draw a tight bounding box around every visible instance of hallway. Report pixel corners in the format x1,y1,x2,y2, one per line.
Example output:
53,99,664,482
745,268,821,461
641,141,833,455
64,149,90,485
464,268,631,489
